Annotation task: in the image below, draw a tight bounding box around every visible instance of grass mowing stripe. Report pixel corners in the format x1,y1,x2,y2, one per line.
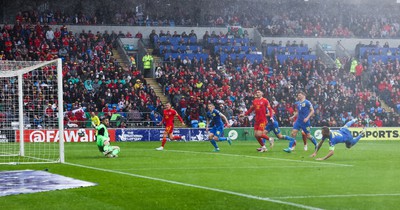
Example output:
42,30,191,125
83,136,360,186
274,193,400,199
116,165,340,171
166,149,353,167
66,162,324,210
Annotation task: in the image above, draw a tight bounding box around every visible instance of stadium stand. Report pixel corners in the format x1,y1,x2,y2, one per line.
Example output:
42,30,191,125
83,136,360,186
0,22,163,128
1,0,399,128
155,35,398,127
4,0,400,38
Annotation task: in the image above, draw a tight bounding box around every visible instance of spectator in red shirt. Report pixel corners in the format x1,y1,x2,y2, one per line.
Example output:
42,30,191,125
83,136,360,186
355,63,364,82
135,31,143,39
67,112,79,128
110,105,118,115
44,104,55,127
102,104,110,116
374,117,383,127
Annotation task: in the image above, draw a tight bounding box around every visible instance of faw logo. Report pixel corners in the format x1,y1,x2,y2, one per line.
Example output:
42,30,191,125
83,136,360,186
16,129,105,143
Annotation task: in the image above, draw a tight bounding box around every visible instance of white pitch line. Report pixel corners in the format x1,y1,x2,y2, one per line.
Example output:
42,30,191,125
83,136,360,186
116,165,338,171
66,162,323,210
167,149,353,167
273,193,400,199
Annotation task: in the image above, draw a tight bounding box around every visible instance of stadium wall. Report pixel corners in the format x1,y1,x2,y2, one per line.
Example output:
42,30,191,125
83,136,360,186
3,23,400,53
43,25,400,53
259,37,400,54
8,127,400,143
47,25,235,40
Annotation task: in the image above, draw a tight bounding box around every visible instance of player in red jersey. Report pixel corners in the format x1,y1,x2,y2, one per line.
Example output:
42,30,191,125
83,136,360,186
156,103,186,151
241,90,274,152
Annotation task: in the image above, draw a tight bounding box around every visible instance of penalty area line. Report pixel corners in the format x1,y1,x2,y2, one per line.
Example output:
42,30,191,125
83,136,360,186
274,193,400,199
66,162,323,210
167,149,353,167
116,165,340,171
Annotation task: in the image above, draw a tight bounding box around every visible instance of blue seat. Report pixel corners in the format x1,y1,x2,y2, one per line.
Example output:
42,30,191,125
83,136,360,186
181,108,186,118
276,54,316,64
191,120,199,128
267,46,308,56
164,53,208,61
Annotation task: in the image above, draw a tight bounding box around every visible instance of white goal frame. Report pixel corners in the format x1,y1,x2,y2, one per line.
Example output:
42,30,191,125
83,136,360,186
0,59,64,164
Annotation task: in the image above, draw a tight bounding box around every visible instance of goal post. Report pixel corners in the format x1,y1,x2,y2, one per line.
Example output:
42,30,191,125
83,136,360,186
0,59,64,164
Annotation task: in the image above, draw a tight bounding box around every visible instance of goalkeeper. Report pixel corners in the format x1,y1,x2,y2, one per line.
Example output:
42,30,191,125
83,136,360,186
93,116,120,158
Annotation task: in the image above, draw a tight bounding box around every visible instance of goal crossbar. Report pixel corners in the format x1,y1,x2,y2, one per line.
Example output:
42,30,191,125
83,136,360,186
0,60,57,77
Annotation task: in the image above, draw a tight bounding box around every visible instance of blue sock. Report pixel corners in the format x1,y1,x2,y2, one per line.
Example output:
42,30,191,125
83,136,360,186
283,135,295,141
344,119,357,128
262,139,266,144
283,135,296,148
310,136,317,146
219,137,227,141
210,140,218,149
350,135,363,146
289,140,296,148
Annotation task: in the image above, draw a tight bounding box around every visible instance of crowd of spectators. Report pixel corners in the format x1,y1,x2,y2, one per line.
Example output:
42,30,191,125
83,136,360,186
7,1,400,39
1,20,399,129
155,30,399,128
358,57,400,115
0,22,163,129
2,0,400,129
352,41,400,116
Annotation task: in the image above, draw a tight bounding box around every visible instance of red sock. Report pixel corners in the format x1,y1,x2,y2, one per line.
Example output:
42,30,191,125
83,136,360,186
172,136,182,140
161,137,167,147
256,137,265,146
302,133,307,145
261,134,270,140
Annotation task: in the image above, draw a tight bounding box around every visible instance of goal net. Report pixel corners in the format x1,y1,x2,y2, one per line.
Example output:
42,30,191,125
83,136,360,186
0,59,64,164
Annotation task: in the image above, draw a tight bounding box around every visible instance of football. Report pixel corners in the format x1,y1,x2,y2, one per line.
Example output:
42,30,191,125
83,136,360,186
77,129,86,137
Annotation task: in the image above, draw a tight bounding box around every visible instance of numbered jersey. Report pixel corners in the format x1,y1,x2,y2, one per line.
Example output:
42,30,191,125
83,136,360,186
326,128,353,147
246,97,272,123
295,99,313,123
163,109,178,126
207,109,224,128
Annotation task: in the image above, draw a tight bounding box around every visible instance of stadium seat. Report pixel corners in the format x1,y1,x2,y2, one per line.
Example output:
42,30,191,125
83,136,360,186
191,120,199,128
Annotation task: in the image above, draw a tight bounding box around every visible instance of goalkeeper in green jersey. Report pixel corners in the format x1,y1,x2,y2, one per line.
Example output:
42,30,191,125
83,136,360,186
93,116,120,158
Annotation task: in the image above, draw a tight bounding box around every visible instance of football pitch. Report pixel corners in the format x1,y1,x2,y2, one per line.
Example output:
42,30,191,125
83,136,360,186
1,140,400,210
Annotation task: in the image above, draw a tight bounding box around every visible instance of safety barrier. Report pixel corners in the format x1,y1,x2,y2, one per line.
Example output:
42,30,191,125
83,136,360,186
6,127,399,143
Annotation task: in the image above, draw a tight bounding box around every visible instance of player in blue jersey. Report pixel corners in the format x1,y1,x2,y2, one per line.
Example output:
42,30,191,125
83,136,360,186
206,103,232,152
261,111,296,152
311,118,366,160
286,91,318,153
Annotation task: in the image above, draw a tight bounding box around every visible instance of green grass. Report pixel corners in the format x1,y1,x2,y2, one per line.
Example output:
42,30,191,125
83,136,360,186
1,140,400,210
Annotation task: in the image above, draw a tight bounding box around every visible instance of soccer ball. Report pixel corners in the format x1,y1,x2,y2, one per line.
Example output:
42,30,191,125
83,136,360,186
77,129,86,137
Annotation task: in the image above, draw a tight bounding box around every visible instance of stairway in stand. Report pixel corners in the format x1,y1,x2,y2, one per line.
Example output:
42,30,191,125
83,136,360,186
379,97,398,117
145,78,168,104
112,49,129,69
146,78,184,128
